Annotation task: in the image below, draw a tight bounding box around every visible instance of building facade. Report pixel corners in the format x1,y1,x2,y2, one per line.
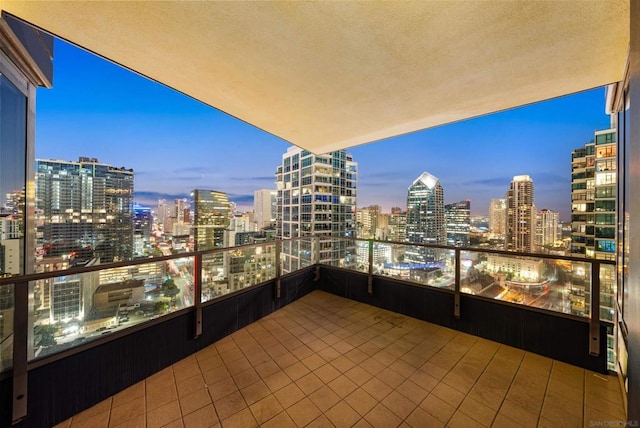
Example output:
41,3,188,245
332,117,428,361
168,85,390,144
275,147,357,271
356,205,381,239
505,175,535,253
192,189,230,251
35,157,134,264
254,189,277,230
405,172,445,263
535,208,560,248
489,198,506,236
445,200,470,247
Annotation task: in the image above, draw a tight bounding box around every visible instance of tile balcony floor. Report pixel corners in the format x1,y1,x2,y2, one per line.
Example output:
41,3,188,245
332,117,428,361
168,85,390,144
55,290,626,428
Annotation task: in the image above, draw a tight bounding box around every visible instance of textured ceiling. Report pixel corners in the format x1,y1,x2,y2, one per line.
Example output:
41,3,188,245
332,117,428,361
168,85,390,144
0,1,630,154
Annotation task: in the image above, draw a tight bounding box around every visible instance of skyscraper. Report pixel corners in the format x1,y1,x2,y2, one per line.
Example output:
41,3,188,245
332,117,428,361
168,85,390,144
505,175,535,253
571,128,616,261
535,208,560,248
405,172,445,263
275,147,357,271
192,189,230,251
254,189,277,230
35,157,134,263
356,205,381,238
445,200,470,247
133,204,152,257
489,198,506,236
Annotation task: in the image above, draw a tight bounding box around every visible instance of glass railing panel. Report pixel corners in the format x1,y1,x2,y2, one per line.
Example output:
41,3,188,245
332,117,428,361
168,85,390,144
227,244,277,295
201,251,227,302
460,250,590,317
280,238,314,274
28,257,194,360
201,244,277,302
0,283,14,372
318,237,360,271
599,263,616,322
376,243,455,289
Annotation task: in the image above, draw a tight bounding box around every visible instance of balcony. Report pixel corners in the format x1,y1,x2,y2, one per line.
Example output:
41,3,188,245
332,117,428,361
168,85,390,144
0,238,624,426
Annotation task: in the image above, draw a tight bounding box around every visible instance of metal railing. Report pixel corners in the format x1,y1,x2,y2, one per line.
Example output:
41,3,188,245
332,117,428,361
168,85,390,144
0,236,615,423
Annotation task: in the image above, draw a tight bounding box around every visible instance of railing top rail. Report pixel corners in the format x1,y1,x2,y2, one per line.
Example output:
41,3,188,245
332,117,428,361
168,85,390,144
1,235,613,286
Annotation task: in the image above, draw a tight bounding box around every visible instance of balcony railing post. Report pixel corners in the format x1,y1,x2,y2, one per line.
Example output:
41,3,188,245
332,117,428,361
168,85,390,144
454,249,461,319
193,254,202,339
12,280,29,424
589,261,601,356
367,239,373,295
275,240,282,299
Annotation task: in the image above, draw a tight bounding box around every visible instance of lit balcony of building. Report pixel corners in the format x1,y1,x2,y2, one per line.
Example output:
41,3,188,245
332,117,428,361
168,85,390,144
0,1,637,427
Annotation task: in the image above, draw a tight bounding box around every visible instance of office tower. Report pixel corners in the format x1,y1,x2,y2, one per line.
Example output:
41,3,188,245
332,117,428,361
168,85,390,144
405,172,445,263
535,208,560,248
254,189,277,230
571,128,616,261
192,189,230,251
445,200,470,247
275,147,357,271
35,157,134,264
356,205,381,238
133,204,152,256
489,198,506,235
388,210,407,242
505,175,535,253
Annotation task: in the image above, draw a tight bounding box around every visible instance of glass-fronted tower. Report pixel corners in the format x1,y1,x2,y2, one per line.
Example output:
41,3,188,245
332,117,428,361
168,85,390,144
570,127,616,324
445,200,470,247
192,189,230,251
276,147,357,272
35,157,134,264
505,175,535,253
405,172,445,263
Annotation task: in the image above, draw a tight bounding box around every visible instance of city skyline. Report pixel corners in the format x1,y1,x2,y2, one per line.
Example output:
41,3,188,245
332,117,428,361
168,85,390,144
35,38,613,220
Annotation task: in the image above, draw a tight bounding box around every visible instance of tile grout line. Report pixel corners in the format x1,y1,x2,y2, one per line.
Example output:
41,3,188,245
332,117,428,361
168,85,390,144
536,359,556,427
488,346,527,427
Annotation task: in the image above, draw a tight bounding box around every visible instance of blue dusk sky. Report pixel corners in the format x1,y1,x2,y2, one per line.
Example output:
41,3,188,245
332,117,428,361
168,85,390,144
36,39,612,220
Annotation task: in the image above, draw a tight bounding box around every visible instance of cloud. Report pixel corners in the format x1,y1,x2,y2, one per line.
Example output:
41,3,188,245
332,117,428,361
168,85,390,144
465,177,512,187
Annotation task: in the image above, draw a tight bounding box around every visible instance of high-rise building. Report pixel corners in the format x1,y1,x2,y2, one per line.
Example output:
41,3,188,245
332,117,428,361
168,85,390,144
254,189,277,230
535,208,560,248
505,175,535,253
192,189,230,251
133,204,152,256
356,205,381,238
489,198,506,236
275,147,357,271
35,157,134,264
569,127,617,329
571,128,616,261
388,210,407,242
405,172,445,263
445,200,470,247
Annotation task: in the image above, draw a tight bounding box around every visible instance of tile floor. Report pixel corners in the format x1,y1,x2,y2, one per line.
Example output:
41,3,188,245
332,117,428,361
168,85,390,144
55,290,626,428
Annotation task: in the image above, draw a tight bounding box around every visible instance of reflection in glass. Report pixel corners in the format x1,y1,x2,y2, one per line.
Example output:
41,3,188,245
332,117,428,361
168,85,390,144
28,258,194,360
0,73,28,372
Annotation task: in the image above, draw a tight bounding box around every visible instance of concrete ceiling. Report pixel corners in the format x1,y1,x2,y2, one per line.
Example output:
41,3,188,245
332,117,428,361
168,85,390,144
0,1,630,154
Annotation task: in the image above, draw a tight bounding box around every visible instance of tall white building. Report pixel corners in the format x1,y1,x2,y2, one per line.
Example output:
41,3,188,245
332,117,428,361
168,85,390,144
535,208,560,248
489,198,506,236
276,147,357,272
405,172,445,263
505,175,535,253
254,189,277,230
